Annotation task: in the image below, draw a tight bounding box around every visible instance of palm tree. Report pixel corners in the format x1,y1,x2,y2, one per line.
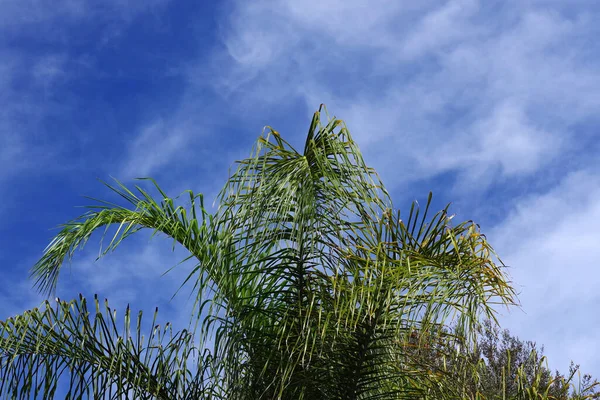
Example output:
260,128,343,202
1,106,517,399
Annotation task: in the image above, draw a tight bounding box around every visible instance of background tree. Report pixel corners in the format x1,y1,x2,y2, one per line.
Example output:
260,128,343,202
472,321,599,399
407,320,599,399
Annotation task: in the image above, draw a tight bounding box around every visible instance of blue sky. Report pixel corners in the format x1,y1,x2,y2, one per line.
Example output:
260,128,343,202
1,0,599,381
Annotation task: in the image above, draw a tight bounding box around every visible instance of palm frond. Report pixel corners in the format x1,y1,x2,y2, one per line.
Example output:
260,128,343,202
30,178,211,297
0,295,215,399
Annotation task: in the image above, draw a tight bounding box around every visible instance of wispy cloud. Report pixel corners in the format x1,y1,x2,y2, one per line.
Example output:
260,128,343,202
0,52,60,183
116,97,235,197
0,278,44,320
120,119,188,178
205,0,600,190
0,0,176,312
490,169,600,374
0,0,173,185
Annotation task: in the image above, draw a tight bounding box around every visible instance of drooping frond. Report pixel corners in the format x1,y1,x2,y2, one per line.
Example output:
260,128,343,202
30,178,212,296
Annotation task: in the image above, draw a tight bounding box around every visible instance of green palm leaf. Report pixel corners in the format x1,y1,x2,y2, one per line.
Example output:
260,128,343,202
30,178,213,297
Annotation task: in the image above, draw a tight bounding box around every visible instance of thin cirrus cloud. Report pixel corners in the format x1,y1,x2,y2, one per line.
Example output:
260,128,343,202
0,0,169,30
0,53,68,191
120,118,188,178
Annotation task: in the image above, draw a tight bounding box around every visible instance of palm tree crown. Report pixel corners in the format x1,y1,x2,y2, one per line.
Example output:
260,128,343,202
1,106,517,399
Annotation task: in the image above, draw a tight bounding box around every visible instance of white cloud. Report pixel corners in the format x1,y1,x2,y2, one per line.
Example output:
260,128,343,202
401,0,480,59
281,0,422,48
490,169,600,375
422,100,560,191
204,0,600,190
0,52,75,193
476,102,554,175
116,98,228,188
0,54,45,182
120,119,188,178
31,54,67,89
